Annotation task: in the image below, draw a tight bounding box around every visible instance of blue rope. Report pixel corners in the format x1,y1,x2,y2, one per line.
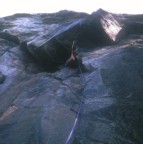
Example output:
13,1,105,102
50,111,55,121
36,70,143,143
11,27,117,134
65,63,84,144
65,102,83,144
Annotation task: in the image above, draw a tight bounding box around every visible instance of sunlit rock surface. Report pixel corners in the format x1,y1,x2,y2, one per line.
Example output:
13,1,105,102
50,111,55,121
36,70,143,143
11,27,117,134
0,9,143,144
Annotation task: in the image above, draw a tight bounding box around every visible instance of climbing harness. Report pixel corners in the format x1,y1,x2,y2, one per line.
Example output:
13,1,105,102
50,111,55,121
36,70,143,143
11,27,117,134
65,43,85,144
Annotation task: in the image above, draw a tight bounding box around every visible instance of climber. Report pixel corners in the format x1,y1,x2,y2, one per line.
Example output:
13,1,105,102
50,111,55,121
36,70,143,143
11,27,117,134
65,40,78,68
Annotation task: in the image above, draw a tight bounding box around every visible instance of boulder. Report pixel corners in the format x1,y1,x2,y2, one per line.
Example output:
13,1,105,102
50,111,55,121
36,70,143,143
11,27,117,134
78,9,122,47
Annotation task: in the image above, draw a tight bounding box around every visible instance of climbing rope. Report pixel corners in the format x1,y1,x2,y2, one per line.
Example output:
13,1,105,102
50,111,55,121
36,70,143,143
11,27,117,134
65,47,85,144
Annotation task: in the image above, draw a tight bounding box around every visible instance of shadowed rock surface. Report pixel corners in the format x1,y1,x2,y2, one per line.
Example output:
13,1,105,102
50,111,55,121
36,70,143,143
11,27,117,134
0,9,143,144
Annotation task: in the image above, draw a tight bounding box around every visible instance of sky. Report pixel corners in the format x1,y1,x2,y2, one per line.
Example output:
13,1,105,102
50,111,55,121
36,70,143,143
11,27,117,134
0,0,143,17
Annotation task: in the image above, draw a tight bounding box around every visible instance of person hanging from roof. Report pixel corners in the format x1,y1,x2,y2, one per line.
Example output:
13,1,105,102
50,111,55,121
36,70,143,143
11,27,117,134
65,40,78,68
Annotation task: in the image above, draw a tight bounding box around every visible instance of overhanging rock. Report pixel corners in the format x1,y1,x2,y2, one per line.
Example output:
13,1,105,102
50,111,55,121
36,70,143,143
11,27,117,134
26,9,122,69
79,9,122,46
27,20,82,68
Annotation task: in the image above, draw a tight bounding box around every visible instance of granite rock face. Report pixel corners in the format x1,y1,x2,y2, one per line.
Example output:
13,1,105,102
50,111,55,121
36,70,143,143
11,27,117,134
0,9,143,144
